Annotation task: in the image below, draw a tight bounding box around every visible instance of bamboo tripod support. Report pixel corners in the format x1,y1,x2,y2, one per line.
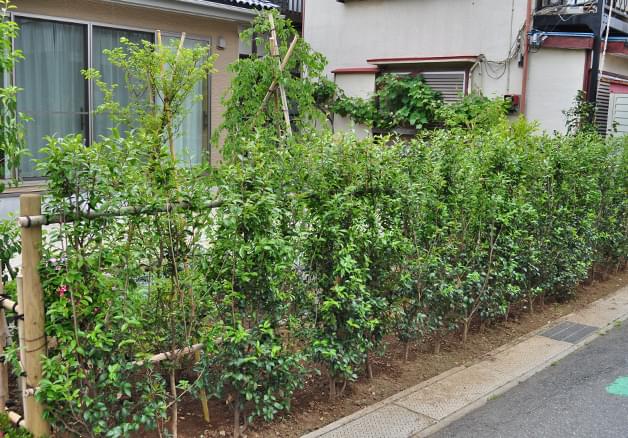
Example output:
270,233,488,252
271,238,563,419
267,13,293,136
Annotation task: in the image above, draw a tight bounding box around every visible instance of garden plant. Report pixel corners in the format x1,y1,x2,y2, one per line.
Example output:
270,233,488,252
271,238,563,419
0,10,625,438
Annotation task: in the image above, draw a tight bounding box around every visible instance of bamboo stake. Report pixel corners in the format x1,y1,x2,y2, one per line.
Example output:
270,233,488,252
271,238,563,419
0,267,8,412
16,276,25,403
259,35,299,110
268,14,293,136
19,194,49,437
195,350,210,423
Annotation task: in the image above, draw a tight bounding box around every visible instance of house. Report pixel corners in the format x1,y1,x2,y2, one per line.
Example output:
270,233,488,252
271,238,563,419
304,0,628,136
0,0,279,217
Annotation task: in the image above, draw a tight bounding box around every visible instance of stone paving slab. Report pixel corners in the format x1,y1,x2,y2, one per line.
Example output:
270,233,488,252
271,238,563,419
301,283,628,438
481,335,570,377
395,364,509,421
315,404,435,438
564,294,628,327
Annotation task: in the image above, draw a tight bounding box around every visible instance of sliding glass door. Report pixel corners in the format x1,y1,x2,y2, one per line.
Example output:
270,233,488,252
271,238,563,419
15,17,87,178
12,16,209,178
92,26,154,141
167,36,209,166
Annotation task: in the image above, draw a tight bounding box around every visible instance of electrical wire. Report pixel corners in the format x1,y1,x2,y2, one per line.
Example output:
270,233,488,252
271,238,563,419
478,24,525,80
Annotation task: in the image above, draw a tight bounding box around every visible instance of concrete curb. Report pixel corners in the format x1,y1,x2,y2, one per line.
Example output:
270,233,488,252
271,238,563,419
302,282,628,438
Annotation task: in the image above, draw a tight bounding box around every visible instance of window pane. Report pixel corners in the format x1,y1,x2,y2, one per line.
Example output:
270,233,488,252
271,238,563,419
15,18,87,178
92,26,154,141
167,36,208,166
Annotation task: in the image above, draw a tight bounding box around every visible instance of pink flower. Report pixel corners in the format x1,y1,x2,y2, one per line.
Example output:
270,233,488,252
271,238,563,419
57,285,68,298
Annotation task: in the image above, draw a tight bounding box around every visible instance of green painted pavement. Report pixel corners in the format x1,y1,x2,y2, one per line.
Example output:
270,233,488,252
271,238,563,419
606,377,628,397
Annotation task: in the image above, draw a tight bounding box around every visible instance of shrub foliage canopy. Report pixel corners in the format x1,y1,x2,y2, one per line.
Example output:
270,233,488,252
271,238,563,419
1,10,626,438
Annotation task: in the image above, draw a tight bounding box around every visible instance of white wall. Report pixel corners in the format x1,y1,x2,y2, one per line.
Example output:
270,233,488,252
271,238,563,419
333,73,376,138
526,48,586,134
304,0,527,97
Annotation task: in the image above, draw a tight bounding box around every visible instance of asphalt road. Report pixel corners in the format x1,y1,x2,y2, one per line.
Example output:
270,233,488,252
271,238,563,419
432,322,628,438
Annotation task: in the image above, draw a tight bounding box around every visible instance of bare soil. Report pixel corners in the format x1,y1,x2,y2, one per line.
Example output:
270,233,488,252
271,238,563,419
173,272,628,438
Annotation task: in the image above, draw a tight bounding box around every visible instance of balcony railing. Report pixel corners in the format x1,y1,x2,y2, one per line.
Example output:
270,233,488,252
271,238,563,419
278,0,303,14
536,0,628,16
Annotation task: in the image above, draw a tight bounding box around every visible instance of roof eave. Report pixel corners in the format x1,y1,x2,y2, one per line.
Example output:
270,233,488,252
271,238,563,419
103,0,259,22
367,55,479,65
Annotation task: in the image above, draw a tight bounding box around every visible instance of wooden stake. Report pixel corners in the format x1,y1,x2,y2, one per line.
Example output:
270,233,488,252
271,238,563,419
195,350,210,423
20,194,49,437
268,14,293,136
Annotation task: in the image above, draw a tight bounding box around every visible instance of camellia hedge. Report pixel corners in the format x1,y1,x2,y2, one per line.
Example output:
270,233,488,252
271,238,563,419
2,11,624,438
32,109,627,438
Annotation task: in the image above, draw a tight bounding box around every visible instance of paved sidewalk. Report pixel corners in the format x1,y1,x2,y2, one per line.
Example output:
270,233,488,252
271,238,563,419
301,281,628,438
433,320,628,437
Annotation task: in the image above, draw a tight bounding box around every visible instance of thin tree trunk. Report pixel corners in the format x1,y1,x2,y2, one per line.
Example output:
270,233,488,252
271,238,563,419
529,294,534,314
338,380,347,397
433,333,441,354
329,376,336,401
404,342,411,362
233,393,241,438
169,369,178,438
462,320,470,344
366,353,373,380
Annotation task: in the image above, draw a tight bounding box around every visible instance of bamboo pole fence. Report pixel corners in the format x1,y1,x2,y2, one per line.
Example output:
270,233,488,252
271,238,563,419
0,193,223,436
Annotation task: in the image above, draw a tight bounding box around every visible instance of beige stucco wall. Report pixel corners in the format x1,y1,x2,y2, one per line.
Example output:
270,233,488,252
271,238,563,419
526,48,586,134
14,0,244,164
304,0,527,98
603,54,628,78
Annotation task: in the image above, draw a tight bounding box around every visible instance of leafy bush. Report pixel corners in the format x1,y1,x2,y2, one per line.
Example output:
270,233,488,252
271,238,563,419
26,11,627,438
0,0,29,187
0,412,32,438
197,141,306,435
332,74,443,131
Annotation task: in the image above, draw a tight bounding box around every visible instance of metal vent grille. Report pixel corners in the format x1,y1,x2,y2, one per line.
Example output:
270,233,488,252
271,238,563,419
420,72,466,103
596,79,610,136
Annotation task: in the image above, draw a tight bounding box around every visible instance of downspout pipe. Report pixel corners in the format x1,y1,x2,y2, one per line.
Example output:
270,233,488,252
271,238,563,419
588,0,606,105
520,0,533,116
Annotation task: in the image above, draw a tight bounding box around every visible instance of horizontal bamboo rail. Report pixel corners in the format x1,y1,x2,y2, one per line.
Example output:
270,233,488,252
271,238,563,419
133,343,204,367
16,199,223,228
0,296,20,315
6,409,26,428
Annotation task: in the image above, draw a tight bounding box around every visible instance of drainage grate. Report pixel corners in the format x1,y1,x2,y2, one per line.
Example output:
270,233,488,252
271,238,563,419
541,321,597,344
